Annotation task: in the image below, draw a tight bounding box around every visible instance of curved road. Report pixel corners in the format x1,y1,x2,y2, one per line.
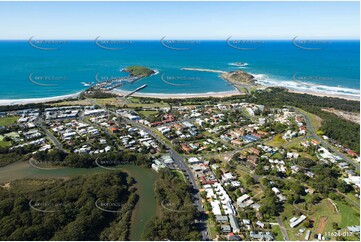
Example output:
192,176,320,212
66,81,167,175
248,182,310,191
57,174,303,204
293,107,359,171
95,102,210,240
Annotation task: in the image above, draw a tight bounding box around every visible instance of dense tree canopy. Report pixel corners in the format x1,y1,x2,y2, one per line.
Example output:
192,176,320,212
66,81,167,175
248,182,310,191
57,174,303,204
0,171,137,240
142,169,201,241
32,149,152,168
250,88,360,152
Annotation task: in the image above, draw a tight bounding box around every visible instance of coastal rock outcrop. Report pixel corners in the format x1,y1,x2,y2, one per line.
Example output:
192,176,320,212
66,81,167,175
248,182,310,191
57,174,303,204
221,70,256,84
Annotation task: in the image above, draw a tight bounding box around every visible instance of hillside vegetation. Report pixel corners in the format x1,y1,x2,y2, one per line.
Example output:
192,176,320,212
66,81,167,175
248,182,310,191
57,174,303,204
124,66,155,77
0,172,138,240
142,168,201,240
250,88,360,153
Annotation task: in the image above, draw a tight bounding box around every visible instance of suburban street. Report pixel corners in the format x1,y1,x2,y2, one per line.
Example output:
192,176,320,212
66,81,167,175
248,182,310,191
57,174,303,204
293,107,360,171
36,117,65,152
97,103,210,240
124,119,209,240
248,166,290,241
90,101,359,241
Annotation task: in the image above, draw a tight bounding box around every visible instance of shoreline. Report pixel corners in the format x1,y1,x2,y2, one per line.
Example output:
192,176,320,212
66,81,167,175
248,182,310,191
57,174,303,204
0,73,359,106
110,89,243,99
0,92,82,106
0,87,358,107
287,89,360,101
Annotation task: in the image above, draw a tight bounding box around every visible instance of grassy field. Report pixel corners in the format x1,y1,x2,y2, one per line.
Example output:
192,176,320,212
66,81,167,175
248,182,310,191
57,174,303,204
0,131,19,148
281,198,360,241
139,110,158,117
272,224,284,241
281,203,309,241
127,97,141,103
126,102,170,108
234,166,253,187
92,98,125,107
172,170,186,183
51,98,124,107
206,217,218,240
250,184,264,199
296,108,322,131
283,136,307,148
271,152,284,160
265,134,287,147
343,192,360,208
51,99,91,106
299,151,318,161
310,199,340,236
337,201,360,228
0,116,18,126
0,136,11,147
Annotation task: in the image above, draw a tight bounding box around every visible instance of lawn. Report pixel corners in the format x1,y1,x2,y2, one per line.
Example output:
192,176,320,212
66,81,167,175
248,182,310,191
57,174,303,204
251,184,264,199
126,102,170,108
0,140,11,148
280,203,306,241
272,224,284,241
265,134,287,148
281,198,360,241
283,136,307,149
271,152,284,160
234,166,251,185
206,217,218,240
296,108,322,131
172,170,186,183
0,133,16,148
128,97,141,103
139,110,158,117
4,131,20,138
0,116,18,126
51,99,91,106
310,199,341,236
92,98,125,107
343,192,360,208
337,201,360,228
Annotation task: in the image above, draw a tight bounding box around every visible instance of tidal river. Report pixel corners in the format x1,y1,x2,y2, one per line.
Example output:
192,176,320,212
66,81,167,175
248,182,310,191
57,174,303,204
0,161,158,241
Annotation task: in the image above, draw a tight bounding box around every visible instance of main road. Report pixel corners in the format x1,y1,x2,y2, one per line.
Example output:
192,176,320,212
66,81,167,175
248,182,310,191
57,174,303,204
93,101,210,240
123,118,209,240
292,107,359,171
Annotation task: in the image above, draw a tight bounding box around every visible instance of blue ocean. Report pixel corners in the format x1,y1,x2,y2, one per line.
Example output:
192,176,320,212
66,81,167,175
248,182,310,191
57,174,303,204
0,40,359,100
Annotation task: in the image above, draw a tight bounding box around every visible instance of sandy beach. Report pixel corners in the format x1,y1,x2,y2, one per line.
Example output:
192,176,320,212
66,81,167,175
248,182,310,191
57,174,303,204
0,92,81,106
109,89,243,99
111,83,359,101
288,89,360,101
0,85,358,107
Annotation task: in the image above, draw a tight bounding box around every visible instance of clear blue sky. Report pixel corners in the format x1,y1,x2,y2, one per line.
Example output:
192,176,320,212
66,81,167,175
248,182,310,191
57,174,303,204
0,1,359,40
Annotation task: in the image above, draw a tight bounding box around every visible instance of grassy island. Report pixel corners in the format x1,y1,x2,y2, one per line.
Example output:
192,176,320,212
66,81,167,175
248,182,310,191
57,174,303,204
124,66,155,77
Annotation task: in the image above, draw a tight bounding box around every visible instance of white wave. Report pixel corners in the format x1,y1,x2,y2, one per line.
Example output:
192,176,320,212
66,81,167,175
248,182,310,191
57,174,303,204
114,88,239,97
0,92,82,106
252,73,360,98
229,62,249,68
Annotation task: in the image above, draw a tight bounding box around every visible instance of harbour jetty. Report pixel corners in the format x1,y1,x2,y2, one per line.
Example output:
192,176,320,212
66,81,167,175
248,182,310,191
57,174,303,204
125,84,148,97
94,66,155,91
94,76,139,91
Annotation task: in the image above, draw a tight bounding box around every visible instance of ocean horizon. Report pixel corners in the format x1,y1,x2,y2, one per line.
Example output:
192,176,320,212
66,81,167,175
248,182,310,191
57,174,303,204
0,39,359,100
